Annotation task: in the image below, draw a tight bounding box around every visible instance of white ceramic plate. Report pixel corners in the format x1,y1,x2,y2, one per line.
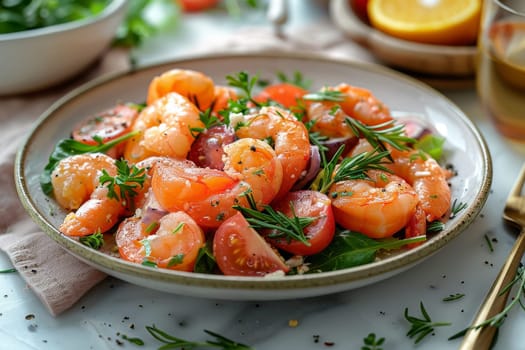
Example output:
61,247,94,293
15,52,492,300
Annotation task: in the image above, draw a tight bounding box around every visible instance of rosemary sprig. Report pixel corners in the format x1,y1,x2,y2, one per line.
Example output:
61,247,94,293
449,265,525,341
0,268,17,273
405,301,451,344
450,199,467,219
233,191,315,246
311,147,392,194
40,130,140,195
146,324,253,349
362,332,385,350
303,88,345,102
79,231,104,250
345,117,414,156
443,293,465,302
99,159,146,206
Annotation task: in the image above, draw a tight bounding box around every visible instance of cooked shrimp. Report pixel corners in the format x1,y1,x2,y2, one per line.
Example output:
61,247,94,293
330,169,419,239
306,83,393,138
123,92,205,163
52,153,126,237
349,138,452,222
147,68,216,111
115,211,205,272
388,148,452,222
151,138,283,229
212,85,238,116
233,106,310,199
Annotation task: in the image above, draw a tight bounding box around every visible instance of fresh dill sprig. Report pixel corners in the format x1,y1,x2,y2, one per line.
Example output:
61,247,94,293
233,191,315,246
450,199,467,219
345,118,414,157
362,332,385,350
303,88,345,102
311,147,392,194
449,265,525,341
146,324,253,349
99,159,146,205
79,230,104,250
405,302,451,344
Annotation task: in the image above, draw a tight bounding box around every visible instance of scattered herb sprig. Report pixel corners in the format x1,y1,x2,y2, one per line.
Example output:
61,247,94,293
40,130,139,195
99,158,146,205
450,199,467,219
443,293,465,302
0,268,17,273
303,88,345,102
233,191,315,245
449,265,525,341
405,302,451,344
311,146,392,194
146,324,253,349
345,118,415,157
362,332,385,350
79,231,104,250
276,70,312,90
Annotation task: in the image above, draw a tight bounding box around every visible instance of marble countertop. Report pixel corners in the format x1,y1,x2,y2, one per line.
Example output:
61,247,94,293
2,1,525,349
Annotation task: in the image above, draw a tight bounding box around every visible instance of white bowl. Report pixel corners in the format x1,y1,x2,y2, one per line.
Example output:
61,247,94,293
0,0,127,96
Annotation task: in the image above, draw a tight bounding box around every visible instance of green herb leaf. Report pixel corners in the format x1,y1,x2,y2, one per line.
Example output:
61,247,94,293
79,231,104,250
276,70,311,90
99,159,146,206
303,88,345,102
307,231,426,272
362,332,385,350
414,134,446,161
443,293,465,302
194,242,217,274
40,130,139,195
0,268,17,274
234,191,315,246
405,302,451,344
146,324,253,349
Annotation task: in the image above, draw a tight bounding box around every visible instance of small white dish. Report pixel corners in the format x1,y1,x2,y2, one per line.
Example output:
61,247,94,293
329,0,477,80
15,52,492,300
0,0,126,96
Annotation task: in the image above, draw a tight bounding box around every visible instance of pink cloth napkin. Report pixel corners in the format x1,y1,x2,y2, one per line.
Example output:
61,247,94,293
0,21,375,316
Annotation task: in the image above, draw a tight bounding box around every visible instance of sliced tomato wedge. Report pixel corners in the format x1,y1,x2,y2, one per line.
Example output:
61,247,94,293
72,104,138,145
254,83,308,110
213,212,289,276
265,190,336,256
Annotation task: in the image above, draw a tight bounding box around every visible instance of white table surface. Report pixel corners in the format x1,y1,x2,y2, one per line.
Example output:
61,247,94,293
2,1,525,349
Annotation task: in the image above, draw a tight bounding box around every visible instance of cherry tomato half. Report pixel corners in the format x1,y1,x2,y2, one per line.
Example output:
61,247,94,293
254,83,308,110
265,190,335,256
213,212,289,276
72,104,138,145
179,0,219,12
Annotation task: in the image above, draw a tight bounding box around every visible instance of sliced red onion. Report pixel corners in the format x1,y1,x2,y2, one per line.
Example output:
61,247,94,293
140,190,168,226
292,145,321,190
321,135,359,160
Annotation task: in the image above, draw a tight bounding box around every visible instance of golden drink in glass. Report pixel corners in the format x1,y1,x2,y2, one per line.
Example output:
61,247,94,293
477,0,525,143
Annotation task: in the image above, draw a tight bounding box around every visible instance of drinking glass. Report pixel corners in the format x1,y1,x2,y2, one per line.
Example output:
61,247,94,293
477,0,525,144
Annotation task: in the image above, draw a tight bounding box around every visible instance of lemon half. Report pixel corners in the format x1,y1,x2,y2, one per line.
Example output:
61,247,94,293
368,0,481,46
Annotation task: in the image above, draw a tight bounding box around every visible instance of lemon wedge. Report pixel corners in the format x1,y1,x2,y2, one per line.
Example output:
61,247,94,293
368,0,481,45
